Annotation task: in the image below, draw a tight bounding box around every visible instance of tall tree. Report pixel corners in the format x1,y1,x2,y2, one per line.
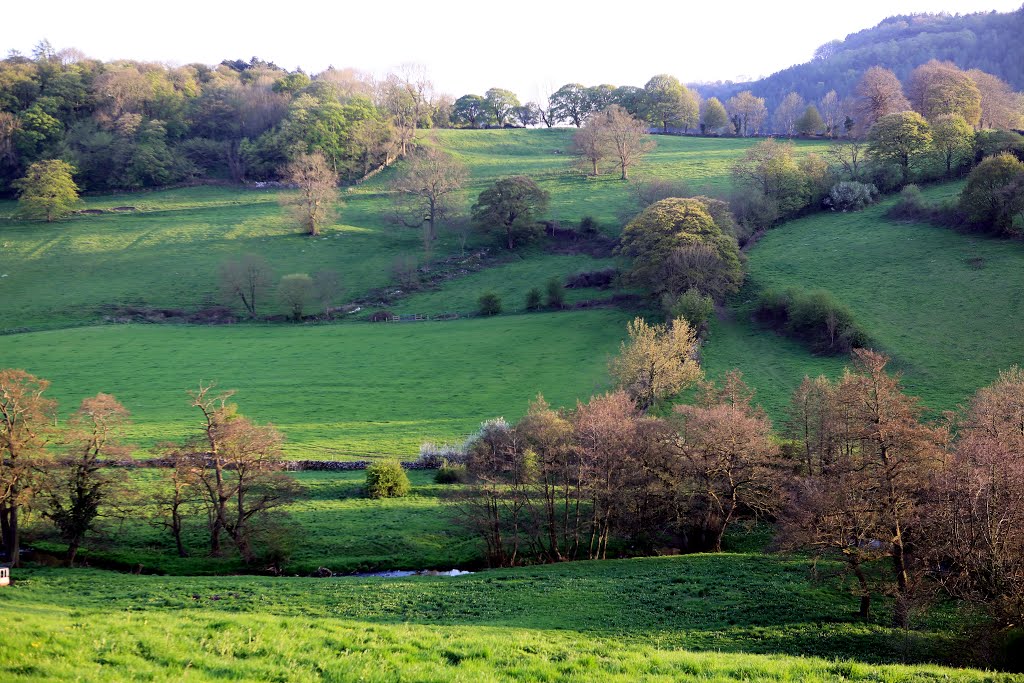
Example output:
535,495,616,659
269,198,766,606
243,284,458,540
598,105,655,180
967,69,1024,130
701,97,729,134
643,74,698,133
548,83,589,127
484,88,520,128
819,90,844,138
218,253,273,318
608,317,702,411
389,144,467,253
452,94,487,128
185,385,301,562
725,91,768,136
854,66,911,134
471,175,549,249
0,369,57,567
280,152,340,236
907,60,981,126
43,394,131,565
866,111,932,184
13,158,79,222
773,92,805,136
930,114,974,176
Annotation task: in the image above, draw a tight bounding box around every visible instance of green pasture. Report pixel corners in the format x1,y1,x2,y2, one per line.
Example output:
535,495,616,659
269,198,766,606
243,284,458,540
390,252,621,316
0,310,630,457
701,182,1024,420
3,553,1016,682
0,132,832,331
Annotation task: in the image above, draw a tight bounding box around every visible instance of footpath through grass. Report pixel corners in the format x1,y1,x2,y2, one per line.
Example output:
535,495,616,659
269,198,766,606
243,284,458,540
0,310,629,457
3,554,1017,682
702,182,1024,421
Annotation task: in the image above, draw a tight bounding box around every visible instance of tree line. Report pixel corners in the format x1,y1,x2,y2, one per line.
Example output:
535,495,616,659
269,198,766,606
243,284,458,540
443,318,1024,646
0,371,300,571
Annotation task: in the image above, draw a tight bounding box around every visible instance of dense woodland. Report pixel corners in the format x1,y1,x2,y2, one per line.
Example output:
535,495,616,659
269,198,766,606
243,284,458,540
3,6,1024,197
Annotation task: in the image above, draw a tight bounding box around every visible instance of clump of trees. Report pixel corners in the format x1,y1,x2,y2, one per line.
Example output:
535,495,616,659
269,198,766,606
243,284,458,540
572,105,655,180
755,287,868,354
13,159,80,221
0,369,302,569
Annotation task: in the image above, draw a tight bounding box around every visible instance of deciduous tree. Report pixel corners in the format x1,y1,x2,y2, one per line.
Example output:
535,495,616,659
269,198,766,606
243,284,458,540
13,159,80,222
866,111,932,184
484,88,520,128
43,394,131,565
280,152,340,236
471,175,549,249
608,317,702,411
390,144,467,254
725,91,768,137
0,369,57,567
854,66,911,133
218,253,273,318
277,273,314,320
908,60,981,126
701,97,729,134
930,114,974,176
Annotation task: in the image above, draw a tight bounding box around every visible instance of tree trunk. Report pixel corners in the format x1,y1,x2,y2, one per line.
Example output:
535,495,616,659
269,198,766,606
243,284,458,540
853,562,872,621
8,506,19,568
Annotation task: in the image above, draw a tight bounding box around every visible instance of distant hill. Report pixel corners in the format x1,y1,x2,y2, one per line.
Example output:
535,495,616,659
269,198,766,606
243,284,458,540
694,6,1024,112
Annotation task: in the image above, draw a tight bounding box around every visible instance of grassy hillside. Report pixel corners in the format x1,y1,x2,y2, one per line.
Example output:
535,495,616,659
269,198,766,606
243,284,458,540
3,555,1016,682
701,182,1024,420
0,310,629,457
0,132,832,332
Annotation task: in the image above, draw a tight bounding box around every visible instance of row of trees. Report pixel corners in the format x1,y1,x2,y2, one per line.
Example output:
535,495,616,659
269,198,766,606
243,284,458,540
452,321,1024,637
0,370,300,568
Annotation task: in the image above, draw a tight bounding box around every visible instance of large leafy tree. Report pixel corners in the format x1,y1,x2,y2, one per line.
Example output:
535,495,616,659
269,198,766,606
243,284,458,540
616,197,743,301
958,152,1024,235
471,175,549,249
484,88,520,128
13,158,79,222
609,317,702,411
907,60,982,126
548,83,590,127
643,74,698,133
866,111,932,184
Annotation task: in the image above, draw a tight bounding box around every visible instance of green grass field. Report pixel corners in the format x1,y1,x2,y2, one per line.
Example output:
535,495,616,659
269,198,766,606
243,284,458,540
0,310,630,456
0,132,832,332
4,553,1016,682
701,182,1024,421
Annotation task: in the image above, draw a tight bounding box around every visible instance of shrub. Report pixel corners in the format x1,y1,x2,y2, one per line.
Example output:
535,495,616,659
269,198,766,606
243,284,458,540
824,181,878,212
434,462,468,484
417,441,466,467
579,215,599,235
364,460,411,498
545,276,566,309
887,184,926,220
663,287,714,331
478,291,502,316
524,287,543,310
391,255,420,290
755,287,867,354
566,268,617,289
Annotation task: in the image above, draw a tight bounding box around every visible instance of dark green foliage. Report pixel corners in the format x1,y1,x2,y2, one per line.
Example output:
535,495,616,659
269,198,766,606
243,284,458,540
477,291,502,316
524,287,543,311
579,215,599,235
663,287,715,331
545,277,566,309
364,460,411,499
755,287,867,354
959,153,1024,235
471,175,550,249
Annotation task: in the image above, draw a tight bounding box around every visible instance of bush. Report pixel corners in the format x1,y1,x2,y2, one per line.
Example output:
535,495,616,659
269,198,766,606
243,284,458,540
755,287,867,354
524,287,543,310
824,181,878,212
566,268,617,289
545,276,566,309
434,462,468,484
417,441,466,467
579,215,599,235
663,287,714,331
886,184,926,220
478,291,502,316
364,460,411,498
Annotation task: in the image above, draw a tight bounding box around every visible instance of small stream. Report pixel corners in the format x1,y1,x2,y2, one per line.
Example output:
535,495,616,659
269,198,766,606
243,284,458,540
341,569,473,578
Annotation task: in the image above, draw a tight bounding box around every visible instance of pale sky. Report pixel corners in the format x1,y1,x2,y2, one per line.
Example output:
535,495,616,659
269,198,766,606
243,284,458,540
3,1,1021,101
